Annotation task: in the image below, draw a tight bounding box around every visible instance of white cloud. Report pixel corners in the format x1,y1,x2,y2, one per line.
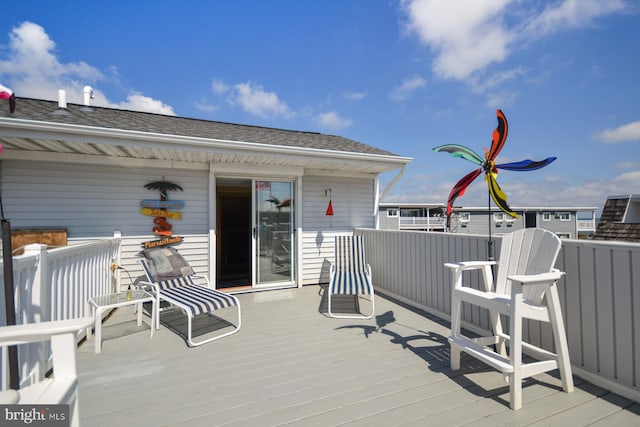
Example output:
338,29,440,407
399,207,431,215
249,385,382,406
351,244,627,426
597,120,640,143
0,21,175,115
194,98,219,113
390,75,426,101
385,166,640,216
216,80,292,118
614,160,640,170
521,0,629,41
113,94,175,116
212,79,230,95
343,91,368,101
315,111,353,130
400,0,630,82
402,0,510,80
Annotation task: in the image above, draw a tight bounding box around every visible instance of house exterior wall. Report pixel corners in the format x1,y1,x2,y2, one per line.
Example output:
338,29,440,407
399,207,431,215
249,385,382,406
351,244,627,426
449,211,521,235
378,207,400,230
1,159,211,285
2,159,377,288
376,208,579,238
301,174,375,284
537,210,577,237
451,210,577,238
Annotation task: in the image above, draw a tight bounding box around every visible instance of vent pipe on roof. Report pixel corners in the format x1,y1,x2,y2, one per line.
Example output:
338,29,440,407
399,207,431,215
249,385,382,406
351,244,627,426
58,89,67,108
83,86,94,106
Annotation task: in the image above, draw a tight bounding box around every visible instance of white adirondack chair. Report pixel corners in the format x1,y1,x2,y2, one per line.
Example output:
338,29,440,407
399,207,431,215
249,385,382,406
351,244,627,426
0,317,93,427
446,228,574,410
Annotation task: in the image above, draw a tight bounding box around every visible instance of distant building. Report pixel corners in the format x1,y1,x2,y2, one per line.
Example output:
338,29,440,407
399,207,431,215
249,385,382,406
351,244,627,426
592,194,640,242
378,203,446,231
378,203,597,239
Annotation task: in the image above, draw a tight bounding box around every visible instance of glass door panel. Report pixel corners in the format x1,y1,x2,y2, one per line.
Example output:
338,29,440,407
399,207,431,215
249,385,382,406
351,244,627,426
254,180,294,286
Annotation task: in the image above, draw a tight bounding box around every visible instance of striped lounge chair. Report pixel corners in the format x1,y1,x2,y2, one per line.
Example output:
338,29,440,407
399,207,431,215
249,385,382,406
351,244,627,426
327,235,375,319
139,247,241,347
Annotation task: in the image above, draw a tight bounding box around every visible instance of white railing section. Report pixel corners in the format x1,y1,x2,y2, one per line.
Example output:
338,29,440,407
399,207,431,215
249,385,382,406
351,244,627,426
355,228,640,404
577,219,596,231
399,217,446,229
1,234,121,389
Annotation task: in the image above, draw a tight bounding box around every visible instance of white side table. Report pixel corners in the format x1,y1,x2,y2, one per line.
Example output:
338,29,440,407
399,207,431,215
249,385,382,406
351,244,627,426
89,289,155,353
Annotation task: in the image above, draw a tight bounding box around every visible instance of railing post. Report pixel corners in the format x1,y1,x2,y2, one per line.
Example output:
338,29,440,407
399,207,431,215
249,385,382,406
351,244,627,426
21,243,49,384
22,244,50,324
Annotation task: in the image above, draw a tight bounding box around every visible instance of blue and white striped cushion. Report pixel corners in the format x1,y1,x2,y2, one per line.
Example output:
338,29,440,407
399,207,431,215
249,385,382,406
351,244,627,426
332,235,371,295
140,260,237,317
159,282,238,316
332,270,372,295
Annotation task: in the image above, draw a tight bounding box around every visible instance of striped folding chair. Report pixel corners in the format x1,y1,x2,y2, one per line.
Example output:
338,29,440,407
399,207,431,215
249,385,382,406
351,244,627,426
327,235,375,319
139,247,241,347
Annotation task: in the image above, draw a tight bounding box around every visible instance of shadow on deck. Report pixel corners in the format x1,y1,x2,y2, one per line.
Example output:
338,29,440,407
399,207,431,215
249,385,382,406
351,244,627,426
77,285,639,426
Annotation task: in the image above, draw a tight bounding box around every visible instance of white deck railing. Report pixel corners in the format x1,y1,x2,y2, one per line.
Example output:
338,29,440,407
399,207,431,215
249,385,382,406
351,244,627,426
356,228,640,404
1,234,121,388
399,216,446,229
577,219,596,231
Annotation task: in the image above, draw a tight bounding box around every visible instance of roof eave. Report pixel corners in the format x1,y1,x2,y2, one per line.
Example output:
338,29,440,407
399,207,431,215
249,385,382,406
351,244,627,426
0,117,413,169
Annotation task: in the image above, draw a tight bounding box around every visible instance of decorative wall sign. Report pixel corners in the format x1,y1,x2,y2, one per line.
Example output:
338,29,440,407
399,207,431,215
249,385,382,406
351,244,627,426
141,199,185,209
140,208,183,219
143,236,184,249
140,179,184,248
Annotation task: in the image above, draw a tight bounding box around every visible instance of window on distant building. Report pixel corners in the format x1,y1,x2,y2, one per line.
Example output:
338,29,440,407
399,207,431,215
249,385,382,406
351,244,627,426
542,212,551,221
557,232,571,239
493,213,504,222
559,212,570,221
387,208,399,217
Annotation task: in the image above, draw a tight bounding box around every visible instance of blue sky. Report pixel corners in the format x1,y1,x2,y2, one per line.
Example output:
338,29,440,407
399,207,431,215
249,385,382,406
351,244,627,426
1,1,638,214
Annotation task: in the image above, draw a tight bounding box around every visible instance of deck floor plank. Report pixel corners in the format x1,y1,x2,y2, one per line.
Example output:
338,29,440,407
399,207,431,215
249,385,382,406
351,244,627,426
76,285,638,426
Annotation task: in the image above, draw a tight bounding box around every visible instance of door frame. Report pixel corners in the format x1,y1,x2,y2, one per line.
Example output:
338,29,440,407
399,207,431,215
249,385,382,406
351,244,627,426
252,179,296,288
210,165,303,291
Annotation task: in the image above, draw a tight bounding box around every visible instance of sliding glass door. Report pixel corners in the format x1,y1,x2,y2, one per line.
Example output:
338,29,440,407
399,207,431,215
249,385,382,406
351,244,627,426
253,180,295,286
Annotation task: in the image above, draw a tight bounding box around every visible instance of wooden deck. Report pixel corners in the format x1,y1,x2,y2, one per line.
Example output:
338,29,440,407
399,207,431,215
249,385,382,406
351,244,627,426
76,285,640,426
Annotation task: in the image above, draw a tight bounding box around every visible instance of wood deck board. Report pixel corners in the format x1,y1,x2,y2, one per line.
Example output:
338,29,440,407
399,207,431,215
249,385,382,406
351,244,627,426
76,285,638,426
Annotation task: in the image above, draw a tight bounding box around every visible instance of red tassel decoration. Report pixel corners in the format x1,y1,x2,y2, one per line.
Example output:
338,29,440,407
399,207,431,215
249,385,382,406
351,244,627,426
325,200,334,216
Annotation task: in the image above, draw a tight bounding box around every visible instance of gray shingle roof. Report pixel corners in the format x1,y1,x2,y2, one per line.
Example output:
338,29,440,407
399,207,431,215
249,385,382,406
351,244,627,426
0,97,399,157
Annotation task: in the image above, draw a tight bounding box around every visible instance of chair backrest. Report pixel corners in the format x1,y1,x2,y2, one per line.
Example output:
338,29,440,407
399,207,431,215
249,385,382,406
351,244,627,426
334,235,368,273
494,228,562,304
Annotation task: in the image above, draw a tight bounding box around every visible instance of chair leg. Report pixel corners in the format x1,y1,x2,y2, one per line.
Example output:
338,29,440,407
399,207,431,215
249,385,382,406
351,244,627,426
509,289,524,410
450,294,462,371
328,293,374,319
489,311,507,357
546,283,575,393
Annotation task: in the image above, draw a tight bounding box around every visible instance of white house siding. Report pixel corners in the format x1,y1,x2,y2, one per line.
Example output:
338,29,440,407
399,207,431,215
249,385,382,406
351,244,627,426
453,212,522,235
1,159,211,287
378,208,399,230
537,212,577,238
453,211,576,238
301,175,375,284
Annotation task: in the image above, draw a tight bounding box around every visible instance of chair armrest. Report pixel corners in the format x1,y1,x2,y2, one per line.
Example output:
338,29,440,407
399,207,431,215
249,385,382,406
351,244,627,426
444,260,496,271
191,274,210,286
507,270,565,286
445,261,497,293
138,280,160,294
0,318,94,347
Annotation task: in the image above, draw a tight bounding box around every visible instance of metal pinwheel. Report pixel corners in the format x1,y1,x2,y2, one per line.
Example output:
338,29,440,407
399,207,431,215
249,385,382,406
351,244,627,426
433,109,556,220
